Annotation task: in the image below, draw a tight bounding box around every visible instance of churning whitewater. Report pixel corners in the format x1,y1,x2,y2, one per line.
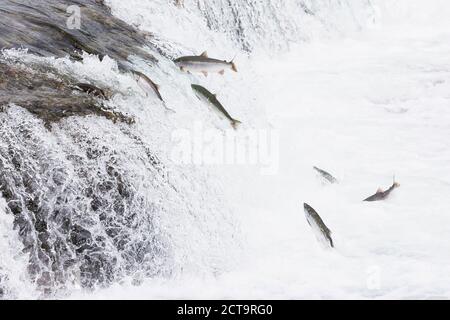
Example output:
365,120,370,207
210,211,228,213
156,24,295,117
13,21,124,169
1,0,450,299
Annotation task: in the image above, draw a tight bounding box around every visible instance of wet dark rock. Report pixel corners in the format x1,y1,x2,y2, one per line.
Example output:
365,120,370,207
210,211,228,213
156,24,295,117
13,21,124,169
0,115,172,293
70,225,92,248
0,273,8,298
0,0,173,296
0,0,148,126
80,252,116,287
0,0,156,68
0,60,134,126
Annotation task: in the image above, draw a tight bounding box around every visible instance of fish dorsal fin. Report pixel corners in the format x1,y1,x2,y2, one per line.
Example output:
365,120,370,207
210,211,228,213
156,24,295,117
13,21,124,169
377,188,383,193
200,51,208,57
393,175,400,187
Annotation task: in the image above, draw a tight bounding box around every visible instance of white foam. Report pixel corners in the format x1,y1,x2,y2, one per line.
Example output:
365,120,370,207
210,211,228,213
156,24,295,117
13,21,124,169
0,196,37,299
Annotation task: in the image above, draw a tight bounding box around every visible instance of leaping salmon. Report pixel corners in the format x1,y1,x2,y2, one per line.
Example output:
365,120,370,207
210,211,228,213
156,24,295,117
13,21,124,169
131,70,175,113
131,70,164,101
364,177,400,202
303,203,334,249
191,84,241,129
313,166,338,184
174,51,237,76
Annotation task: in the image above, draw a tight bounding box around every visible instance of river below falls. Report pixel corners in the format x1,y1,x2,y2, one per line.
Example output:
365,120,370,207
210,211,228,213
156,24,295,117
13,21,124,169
69,21,450,299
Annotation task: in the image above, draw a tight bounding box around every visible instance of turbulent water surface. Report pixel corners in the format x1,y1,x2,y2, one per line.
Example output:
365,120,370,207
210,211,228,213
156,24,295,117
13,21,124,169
1,0,449,299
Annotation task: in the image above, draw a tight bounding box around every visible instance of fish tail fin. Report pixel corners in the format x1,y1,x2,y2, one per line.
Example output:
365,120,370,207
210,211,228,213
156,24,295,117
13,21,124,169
231,60,238,72
231,119,241,130
160,100,176,114
393,175,400,188
229,54,238,72
329,237,334,248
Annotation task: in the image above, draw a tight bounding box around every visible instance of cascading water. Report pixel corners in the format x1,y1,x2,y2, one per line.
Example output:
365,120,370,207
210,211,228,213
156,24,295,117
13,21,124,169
106,0,376,55
0,0,378,298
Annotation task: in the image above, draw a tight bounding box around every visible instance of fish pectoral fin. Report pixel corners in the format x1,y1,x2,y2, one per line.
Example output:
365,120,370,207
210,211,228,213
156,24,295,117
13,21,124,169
219,69,225,75
202,71,208,77
180,66,191,74
200,51,208,58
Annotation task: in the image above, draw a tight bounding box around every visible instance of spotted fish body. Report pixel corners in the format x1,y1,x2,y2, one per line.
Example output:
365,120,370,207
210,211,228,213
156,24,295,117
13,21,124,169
131,70,164,102
303,203,334,249
174,52,237,76
313,166,338,184
191,84,241,129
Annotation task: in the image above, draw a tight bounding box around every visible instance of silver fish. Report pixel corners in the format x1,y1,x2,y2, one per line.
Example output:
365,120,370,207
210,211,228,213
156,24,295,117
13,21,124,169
303,203,334,248
174,51,237,76
131,70,164,101
132,70,175,113
313,166,338,184
364,178,400,202
191,84,241,129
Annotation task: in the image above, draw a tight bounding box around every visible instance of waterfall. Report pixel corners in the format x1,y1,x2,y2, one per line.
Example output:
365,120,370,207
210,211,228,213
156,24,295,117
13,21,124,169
0,0,376,298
